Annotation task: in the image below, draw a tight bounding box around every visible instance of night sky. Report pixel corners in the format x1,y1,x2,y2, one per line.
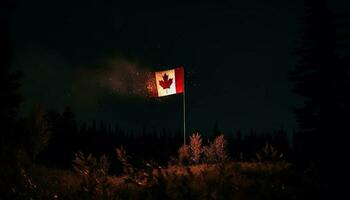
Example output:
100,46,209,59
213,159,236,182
11,0,350,135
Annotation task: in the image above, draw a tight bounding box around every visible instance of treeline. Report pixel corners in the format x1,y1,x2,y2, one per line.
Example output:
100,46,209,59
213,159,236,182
34,106,292,171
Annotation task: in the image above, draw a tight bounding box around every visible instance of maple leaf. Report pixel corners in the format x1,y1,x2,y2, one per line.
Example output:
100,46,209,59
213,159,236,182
159,73,173,89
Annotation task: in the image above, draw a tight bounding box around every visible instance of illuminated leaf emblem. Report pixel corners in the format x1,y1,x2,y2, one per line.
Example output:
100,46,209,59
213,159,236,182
159,73,173,89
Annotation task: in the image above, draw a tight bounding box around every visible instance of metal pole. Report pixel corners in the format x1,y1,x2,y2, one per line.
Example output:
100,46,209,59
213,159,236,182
183,69,186,146
183,87,186,146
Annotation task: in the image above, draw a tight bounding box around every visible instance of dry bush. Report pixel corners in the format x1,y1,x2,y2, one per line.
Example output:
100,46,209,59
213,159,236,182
189,133,203,164
203,134,228,163
116,146,149,187
255,143,284,162
177,144,190,165
116,146,135,176
72,152,112,199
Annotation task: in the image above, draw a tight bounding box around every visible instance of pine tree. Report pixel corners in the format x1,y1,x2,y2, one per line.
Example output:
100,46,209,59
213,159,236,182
290,0,350,179
25,105,50,161
0,0,21,158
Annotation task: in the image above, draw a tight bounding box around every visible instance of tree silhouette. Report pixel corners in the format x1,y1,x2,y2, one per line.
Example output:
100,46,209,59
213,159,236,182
290,0,350,184
0,0,21,159
24,105,50,162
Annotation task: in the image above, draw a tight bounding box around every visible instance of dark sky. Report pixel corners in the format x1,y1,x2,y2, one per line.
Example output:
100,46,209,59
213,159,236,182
11,0,350,135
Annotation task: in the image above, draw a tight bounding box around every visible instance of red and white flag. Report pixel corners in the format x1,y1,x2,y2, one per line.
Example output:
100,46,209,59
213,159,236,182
149,67,184,97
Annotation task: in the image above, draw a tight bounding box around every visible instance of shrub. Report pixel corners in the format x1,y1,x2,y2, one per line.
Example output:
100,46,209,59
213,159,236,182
115,146,134,175
72,152,111,199
178,144,190,165
255,143,283,162
203,134,228,163
189,133,203,164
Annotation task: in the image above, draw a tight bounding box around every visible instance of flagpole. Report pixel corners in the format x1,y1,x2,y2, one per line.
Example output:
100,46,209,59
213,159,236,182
183,88,186,146
183,69,186,146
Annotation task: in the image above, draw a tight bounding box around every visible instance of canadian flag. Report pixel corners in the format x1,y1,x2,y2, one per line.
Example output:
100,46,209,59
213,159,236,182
150,67,184,97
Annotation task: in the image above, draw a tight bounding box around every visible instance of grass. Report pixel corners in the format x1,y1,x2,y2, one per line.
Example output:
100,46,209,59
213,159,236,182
0,135,314,199
3,161,296,200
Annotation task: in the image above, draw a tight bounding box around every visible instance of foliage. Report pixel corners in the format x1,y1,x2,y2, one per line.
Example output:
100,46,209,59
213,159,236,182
116,146,134,176
72,151,112,199
0,140,322,200
189,133,203,164
25,105,51,161
255,143,284,162
178,133,229,165
203,134,228,163
177,144,190,165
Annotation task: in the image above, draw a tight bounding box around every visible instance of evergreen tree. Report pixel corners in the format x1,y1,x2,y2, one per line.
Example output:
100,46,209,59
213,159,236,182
0,0,21,158
25,105,50,161
290,0,350,185
62,107,78,135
